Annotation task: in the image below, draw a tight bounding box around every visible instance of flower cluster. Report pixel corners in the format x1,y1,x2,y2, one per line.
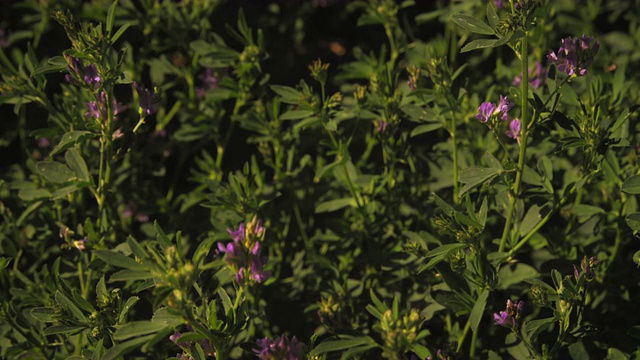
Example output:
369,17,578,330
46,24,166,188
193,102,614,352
134,81,159,116
494,299,524,329
196,68,219,98
513,61,547,89
65,56,100,89
574,256,598,282
547,35,599,76
84,91,127,123
475,95,521,140
217,216,271,284
254,334,302,360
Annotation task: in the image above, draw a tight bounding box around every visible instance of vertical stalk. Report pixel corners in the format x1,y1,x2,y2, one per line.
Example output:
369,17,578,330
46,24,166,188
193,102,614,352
499,34,529,253
451,110,460,205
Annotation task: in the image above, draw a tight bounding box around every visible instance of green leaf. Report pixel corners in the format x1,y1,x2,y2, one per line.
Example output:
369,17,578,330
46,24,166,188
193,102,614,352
118,296,140,323
470,290,489,332
17,188,51,201
94,250,147,271
44,324,86,335
151,307,184,327
30,307,56,322
112,321,167,341
126,236,149,262
111,23,130,43
31,56,67,76
519,204,548,237
55,290,87,323
622,175,640,195
340,345,378,359
313,336,376,354
523,317,555,343
625,213,640,232
109,270,153,282
572,205,604,222
486,3,499,28
270,85,302,105
280,110,315,120
461,38,501,53
458,167,503,197
65,148,91,183
191,342,206,360
217,288,233,319
50,131,96,156
0,257,11,274
425,243,466,258
37,161,76,184
411,123,443,137
633,250,640,267
154,221,172,249
450,14,495,35
106,0,119,37
315,198,355,213
51,185,83,200
102,334,155,360
498,263,539,290
431,192,455,216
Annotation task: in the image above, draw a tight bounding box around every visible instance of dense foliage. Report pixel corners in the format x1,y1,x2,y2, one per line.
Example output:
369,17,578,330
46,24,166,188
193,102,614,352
1,0,640,359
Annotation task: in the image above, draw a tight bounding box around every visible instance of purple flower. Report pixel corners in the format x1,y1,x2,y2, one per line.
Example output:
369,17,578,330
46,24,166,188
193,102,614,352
196,68,219,98
497,95,514,121
547,35,599,76
37,137,50,148
134,82,159,116
505,119,521,139
574,256,598,281
83,65,100,89
254,335,302,360
85,92,107,119
66,57,101,88
377,119,388,133
113,100,127,121
227,223,245,243
219,218,270,284
513,61,547,89
494,299,524,329
494,0,504,8
475,101,496,123
493,311,509,326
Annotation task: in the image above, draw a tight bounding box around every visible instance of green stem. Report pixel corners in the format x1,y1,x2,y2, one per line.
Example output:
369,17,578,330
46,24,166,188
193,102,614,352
292,199,310,247
498,33,529,253
451,111,460,206
456,317,471,352
507,183,579,257
470,326,478,358
384,23,398,65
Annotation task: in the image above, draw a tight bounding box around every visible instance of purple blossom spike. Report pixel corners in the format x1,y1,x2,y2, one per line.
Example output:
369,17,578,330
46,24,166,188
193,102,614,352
254,335,302,360
494,299,524,330
219,218,271,284
497,95,514,121
506,119,521,139
83,65,100,88
513,61,547,89
227,223,245,243
85,92,107,119
475,102,496,123
134,82,159,116
377,119,388,133
548,35,599,76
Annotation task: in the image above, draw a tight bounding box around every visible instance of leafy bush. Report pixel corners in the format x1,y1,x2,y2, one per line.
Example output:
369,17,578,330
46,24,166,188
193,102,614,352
1,0,640,359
